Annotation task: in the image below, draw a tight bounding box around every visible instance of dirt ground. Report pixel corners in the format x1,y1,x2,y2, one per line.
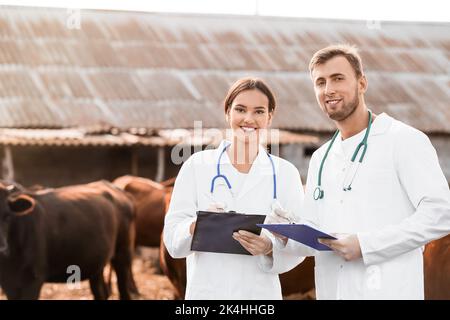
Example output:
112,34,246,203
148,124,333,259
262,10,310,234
0,247,313,300
0,248,177,300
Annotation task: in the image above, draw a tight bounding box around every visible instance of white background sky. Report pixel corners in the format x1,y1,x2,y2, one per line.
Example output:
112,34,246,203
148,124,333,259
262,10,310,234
0,0,449,22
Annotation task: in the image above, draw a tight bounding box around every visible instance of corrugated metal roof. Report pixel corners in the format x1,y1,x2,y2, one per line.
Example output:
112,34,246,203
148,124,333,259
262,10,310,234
0,6,449,133
0,128,318,147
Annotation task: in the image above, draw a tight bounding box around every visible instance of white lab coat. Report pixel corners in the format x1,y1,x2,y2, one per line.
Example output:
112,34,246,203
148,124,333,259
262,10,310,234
281,113,450,299
163,141,305,300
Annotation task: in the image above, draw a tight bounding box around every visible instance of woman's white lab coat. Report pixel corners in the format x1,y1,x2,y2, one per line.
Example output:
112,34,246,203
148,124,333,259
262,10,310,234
163,141,305,299
280,113,450,299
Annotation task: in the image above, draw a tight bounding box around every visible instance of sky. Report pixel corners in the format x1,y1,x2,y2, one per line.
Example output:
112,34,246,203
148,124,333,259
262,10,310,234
0,0,448,22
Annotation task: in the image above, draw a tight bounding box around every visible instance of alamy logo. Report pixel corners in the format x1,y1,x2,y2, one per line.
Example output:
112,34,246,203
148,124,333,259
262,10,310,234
66,9,81,30
66,265,81,289
366,265,381,290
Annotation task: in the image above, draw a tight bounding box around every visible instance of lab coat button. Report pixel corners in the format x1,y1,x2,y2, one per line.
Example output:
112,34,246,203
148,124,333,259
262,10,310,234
340,200,344,204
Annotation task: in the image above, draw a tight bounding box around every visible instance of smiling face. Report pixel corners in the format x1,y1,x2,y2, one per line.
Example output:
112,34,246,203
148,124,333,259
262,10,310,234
226,89,273,143
311,55,367,122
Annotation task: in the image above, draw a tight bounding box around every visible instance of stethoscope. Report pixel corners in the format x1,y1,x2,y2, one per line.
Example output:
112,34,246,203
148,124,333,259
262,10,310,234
210,142,277,201
313,110,373,200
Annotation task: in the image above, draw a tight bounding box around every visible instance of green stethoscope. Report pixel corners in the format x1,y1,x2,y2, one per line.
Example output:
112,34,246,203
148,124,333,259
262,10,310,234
313,110,373,200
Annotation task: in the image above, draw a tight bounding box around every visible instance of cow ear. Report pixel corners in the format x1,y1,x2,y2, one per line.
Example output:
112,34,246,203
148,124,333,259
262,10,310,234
7,194,35,216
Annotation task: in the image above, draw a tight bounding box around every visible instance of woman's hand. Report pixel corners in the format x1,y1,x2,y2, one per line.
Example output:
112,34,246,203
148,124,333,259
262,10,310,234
232,230,273,256
189,221,196,235
190,202,226,236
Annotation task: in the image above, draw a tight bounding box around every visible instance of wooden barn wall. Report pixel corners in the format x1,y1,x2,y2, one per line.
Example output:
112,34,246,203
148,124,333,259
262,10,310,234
1,145,173,187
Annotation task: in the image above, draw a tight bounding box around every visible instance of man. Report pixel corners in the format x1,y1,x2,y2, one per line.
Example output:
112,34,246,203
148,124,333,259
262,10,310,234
279,44,450,299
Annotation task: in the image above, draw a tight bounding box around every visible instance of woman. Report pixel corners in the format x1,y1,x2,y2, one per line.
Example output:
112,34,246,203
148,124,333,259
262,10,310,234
163,77,305,299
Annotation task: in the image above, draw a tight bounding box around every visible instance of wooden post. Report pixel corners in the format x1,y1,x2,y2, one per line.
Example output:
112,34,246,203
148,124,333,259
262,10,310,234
155,146,165,182
1,145,14,181
131,147,138,176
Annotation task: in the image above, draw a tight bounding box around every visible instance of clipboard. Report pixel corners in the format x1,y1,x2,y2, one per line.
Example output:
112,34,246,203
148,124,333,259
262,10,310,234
191,211,266,255
257,223,337,251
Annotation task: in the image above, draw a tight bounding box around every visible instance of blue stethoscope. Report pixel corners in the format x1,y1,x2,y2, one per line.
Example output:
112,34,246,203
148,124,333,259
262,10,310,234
313,110,372,200
210,143,277,200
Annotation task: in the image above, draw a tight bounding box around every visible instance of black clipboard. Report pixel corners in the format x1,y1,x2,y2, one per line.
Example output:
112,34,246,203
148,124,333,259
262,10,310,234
191,211,266,255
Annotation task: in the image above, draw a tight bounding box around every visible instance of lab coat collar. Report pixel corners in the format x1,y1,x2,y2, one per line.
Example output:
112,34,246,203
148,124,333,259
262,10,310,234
369,112,392,136
215,140,273,201
215,140,232,164
330,111,393,157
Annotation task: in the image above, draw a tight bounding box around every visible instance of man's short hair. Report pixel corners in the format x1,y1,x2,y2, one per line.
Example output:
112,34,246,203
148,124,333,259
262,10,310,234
309,44,364,78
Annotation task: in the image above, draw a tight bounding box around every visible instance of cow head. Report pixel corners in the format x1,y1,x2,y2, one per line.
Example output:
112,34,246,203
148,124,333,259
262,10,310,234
0,184,36,255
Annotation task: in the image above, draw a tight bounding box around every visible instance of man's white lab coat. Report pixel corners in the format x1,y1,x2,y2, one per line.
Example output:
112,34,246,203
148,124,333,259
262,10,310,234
280,113,450,299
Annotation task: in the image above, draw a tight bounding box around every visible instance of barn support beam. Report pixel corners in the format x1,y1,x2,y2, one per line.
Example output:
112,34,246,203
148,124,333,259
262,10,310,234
131,147,139,176
155,146,165,182
1,145,15,181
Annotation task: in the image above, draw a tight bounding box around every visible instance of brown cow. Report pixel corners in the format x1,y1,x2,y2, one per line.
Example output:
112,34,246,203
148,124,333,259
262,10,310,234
112,175,175,296
114,175,186,299
159,233,186,299
113,176,168,247
280,257,315,299
159,186,186,299
424,235,450,300
0,180,136,300
157,180,188,299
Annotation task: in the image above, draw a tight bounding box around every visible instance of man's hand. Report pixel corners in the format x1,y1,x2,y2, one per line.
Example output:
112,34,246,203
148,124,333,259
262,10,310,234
232,230,273,256
265,208,295,244
318,234,362,261
266,207,295,224
207,202,226,212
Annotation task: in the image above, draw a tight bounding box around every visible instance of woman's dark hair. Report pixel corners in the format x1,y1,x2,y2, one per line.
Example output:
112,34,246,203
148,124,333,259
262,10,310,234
223,77,276,114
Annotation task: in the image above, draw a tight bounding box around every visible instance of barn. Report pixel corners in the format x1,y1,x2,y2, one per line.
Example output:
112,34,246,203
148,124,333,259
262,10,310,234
0,6,449,188
0,6,449,301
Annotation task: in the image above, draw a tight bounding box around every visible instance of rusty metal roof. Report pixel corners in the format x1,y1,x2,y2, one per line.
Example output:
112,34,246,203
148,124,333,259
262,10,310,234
0,128,318,147
0,6,449,133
